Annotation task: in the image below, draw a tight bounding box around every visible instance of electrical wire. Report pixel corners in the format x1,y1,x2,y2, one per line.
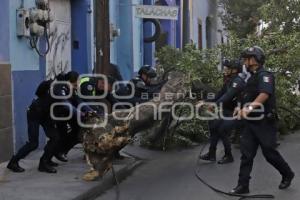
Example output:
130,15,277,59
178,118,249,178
111,164,120,200
195,130,275,200
30,24,51,57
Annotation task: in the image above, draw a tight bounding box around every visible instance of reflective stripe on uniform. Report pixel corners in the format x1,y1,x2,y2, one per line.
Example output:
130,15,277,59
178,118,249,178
80,77,96,96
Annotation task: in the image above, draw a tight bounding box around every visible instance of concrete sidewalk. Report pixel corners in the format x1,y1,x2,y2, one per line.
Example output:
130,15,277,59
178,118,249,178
0,146,142,200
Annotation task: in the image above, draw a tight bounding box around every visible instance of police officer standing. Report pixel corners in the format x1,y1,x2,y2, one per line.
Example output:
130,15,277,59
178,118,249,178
199,59,245,164
230,46,294,194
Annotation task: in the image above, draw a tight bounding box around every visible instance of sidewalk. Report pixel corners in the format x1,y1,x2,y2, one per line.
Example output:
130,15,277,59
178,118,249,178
0,146,142,200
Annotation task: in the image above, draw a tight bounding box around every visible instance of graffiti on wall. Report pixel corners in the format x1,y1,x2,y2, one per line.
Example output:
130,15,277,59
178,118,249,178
46,0,71,80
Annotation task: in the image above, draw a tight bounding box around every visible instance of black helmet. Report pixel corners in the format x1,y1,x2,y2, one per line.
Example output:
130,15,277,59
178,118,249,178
241,46,265,65
222,59,242,72
138,65,157,78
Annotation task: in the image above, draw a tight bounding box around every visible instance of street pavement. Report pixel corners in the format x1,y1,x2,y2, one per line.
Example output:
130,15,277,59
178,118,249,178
0,146,141,200
98,133,300,200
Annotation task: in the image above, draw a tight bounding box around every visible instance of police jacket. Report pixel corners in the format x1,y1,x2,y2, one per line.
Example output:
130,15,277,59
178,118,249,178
30,80,80,119
79,77,124,114
213,75,245,114
127,77,166,103
242,67,276,117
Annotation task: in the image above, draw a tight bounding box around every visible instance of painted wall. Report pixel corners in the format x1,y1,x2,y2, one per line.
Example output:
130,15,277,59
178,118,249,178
143,0,155,66
0,0,10,62
71,0,93,74
190,0,210,49
116,0,143,80
6,0,92,151
8,0,44,150
189,0,223,49
9,0,40,71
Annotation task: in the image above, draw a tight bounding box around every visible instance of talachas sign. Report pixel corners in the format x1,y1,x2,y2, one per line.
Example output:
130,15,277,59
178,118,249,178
135,5,179,20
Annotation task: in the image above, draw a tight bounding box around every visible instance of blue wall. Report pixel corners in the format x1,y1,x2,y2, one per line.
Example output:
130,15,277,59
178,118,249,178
117,0,135,80
143,0,155,66
71,0,91,74
9,0,40,71
0,0,10,62
12,71,46,149
7,0,92,150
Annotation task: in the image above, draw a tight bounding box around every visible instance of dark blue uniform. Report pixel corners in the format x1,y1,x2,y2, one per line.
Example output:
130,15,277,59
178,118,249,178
55,84,93,155
208,75,245,157
79,77,125,114
238,67,294,187
125,77,166,104
13,80,60,164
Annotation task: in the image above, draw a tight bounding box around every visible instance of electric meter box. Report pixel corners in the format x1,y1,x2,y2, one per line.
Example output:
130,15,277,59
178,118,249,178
16,8,30,37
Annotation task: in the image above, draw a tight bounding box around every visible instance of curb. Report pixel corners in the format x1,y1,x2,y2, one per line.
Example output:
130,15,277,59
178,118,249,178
73,160,144,200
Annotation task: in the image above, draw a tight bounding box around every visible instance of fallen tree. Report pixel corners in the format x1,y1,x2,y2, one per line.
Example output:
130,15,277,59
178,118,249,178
80,71,194,181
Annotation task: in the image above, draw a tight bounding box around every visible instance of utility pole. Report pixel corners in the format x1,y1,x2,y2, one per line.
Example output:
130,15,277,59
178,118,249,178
95,0,110,75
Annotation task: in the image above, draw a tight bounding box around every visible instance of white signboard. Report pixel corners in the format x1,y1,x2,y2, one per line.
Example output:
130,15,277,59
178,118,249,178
135,5,179,20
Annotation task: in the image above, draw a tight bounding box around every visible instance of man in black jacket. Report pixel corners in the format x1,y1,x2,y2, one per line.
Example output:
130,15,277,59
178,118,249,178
7,78,63,173
199,59,245,164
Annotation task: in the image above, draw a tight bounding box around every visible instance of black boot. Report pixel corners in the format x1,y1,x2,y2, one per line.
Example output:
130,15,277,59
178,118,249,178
38,158,57,173
199,151,216,162
54,153,68,162
47,160,59,167
218,154,234,164
279,172,295,189
230,185,250,194
7,156,25,173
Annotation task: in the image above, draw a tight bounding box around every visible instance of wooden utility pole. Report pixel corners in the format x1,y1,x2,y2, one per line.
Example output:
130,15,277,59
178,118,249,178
95,0,110,75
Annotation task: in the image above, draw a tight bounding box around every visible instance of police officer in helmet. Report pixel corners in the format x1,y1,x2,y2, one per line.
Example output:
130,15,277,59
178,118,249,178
138,65,157,85
199,59,245,164
7,76,63,173
230,46,294,194
129,65,165,103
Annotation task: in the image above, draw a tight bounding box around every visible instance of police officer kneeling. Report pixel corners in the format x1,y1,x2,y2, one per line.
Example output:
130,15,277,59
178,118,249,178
230,46,295,194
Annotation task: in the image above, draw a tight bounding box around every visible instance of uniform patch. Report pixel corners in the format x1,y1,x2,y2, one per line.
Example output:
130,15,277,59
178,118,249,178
61,90,66,96
232,82,238,88
263,76,271,83
87,84,93,91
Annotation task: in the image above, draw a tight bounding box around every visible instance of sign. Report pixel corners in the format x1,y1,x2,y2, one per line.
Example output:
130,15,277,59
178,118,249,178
135,5,179,20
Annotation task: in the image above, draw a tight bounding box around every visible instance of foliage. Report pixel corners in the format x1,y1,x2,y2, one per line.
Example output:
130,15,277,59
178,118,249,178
220,32,300,132
259,0,300,34
157,44,222,88
152,0,300,148
154,45,223,148
219,0,266,38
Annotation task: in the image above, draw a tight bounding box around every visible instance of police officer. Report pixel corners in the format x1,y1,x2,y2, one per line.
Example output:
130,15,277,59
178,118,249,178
230,46,294,194
199,59,245,164
80,75,121,114
55,71,94,159
7,79,61,173
129,65,165,103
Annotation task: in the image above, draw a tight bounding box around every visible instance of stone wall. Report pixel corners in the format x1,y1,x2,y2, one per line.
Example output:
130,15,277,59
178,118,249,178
0,63,14,162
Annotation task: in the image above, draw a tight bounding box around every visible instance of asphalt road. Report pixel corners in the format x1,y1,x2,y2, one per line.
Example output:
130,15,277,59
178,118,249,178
97,133,300,200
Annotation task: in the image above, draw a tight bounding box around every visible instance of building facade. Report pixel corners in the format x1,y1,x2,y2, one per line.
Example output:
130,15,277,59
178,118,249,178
0,0,94,161
0,0,225,162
